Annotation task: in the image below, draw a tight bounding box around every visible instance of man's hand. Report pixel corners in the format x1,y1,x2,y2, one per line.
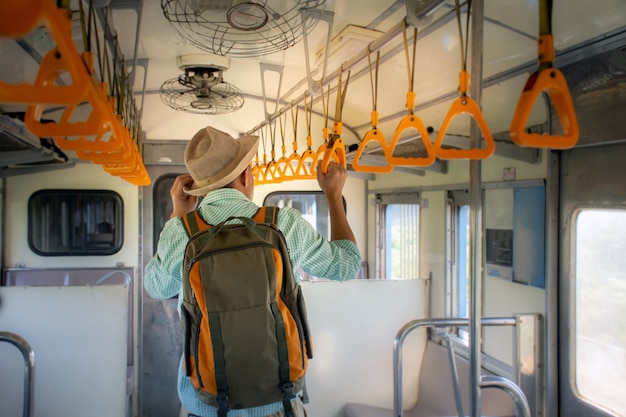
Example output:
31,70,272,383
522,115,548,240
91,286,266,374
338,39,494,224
316,161,347,201
316,161,356,243
170,175,198,218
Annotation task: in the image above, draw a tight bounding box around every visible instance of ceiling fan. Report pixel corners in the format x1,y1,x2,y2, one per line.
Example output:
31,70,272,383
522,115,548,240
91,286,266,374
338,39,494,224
159,53,245,115
161,0,327,57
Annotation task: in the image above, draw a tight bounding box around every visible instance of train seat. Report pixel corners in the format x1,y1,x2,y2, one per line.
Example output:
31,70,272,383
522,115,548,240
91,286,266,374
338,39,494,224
343,340,515,417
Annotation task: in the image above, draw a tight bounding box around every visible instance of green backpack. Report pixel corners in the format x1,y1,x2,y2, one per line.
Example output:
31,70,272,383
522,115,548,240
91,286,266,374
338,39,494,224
180,206,312,417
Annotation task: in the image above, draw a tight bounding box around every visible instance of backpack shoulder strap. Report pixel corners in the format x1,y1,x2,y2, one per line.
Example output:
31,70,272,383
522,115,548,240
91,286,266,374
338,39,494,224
180,210,211,237
253,206,279,225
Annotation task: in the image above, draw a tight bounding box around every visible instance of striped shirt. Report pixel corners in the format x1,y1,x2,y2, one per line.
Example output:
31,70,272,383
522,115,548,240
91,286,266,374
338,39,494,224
144,188,361,417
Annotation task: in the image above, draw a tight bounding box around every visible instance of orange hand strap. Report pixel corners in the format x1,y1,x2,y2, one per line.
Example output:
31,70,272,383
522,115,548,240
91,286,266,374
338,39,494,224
433,2,495,160
321,122,346,174
321,71,350,174
352,51,393,173
509,0,579,149
277,112,295,180
264,120,283,184
433,79,495,159
296,92,316,179
386,22,435,167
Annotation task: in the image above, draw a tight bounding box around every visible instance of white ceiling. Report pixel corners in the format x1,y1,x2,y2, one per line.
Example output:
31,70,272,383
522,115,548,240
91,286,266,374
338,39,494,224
1,0,626,154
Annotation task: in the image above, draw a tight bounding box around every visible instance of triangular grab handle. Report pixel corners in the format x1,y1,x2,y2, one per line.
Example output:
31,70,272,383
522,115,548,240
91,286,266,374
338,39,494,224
510,67,579,149
434,96,495,160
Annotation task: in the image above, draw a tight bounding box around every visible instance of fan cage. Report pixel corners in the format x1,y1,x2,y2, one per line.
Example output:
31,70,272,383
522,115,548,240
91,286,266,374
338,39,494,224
162,0,327,57
160,75,245,115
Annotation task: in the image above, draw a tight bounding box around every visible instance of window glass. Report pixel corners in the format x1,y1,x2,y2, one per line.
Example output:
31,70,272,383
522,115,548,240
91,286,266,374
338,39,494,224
574,209,626,416
28,190,123,256
457,204,470,318
385,204,420,279
264,191,346,240
376,192,420,279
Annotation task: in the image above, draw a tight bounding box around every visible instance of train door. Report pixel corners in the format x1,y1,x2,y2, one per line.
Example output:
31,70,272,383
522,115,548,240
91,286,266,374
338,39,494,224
559,142,626,417
140,141,187,417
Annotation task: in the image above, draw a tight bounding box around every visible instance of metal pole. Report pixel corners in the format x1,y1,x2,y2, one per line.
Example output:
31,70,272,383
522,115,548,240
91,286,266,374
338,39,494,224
468,0,485,416
392,317,518,416
0,332,35,417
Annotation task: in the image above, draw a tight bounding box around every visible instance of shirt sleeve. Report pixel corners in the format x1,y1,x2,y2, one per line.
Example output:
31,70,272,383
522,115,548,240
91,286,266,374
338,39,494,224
277,207,362,281
144,216,188,299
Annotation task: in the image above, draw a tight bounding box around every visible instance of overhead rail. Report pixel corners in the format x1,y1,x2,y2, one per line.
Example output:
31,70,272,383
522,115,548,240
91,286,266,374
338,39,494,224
0,331,35,417
0,0,150,185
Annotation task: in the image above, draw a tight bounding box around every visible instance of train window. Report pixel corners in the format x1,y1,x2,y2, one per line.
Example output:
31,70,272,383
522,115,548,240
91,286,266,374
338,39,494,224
28,190,123,256
573,208,626,416
376,192,420,279
264,191,346,240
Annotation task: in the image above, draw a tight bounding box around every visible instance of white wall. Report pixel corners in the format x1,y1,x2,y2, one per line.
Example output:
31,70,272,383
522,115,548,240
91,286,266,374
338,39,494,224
0,285,129,417
4,162,140,269
301,279,427,417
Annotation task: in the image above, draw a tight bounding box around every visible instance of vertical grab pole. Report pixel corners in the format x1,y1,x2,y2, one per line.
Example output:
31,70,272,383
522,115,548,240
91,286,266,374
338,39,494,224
468,1,485,417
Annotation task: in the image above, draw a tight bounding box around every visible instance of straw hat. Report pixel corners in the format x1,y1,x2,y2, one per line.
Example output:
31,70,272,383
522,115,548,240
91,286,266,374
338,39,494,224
183,126,259,196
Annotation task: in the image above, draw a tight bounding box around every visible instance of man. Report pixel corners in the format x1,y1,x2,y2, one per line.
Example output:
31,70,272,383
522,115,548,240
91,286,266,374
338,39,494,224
144,125,362,417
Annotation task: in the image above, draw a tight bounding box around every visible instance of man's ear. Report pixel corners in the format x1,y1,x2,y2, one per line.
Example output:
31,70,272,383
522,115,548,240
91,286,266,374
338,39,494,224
239,167,250,187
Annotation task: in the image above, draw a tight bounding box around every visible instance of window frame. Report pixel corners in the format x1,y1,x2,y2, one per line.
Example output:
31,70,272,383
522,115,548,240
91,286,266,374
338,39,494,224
569,206,626,416
263,190,346,241
28,189,124,256
375,191,420,279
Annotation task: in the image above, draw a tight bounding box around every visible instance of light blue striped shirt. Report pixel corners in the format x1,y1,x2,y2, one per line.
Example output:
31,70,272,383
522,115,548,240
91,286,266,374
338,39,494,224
144,188,361,416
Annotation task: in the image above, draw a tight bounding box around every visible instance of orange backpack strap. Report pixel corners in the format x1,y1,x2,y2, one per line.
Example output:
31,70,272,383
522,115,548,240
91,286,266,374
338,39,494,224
181,210,210,237
253,206,279,225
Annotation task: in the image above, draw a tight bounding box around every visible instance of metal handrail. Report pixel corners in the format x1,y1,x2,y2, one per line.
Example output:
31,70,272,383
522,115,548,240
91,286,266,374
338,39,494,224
480,376,532,417
0,331,35,417
393,316,529,417
95,269,131,286
439,332,465,417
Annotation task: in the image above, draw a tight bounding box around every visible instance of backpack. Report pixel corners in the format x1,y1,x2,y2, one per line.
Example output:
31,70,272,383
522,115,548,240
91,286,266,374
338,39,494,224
180,206,313,417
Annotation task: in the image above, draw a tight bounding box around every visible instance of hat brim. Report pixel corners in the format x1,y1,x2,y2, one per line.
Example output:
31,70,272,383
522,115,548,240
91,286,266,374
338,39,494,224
183,135,259,196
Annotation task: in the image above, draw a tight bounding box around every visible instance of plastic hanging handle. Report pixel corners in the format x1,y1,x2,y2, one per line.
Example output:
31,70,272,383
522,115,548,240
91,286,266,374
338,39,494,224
311,126,332,172
509,36,579,149
433,71,495,160
286,151,305,179
295,153,315,179
352,112,393,173
320,122,347,174
320,139,346,174
386,112,435,167
277,155,295,180
433,95,495,159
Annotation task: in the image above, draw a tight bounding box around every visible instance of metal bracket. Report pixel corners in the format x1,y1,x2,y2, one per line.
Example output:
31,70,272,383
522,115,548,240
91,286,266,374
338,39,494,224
301,9,334,96
260,62,284,123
